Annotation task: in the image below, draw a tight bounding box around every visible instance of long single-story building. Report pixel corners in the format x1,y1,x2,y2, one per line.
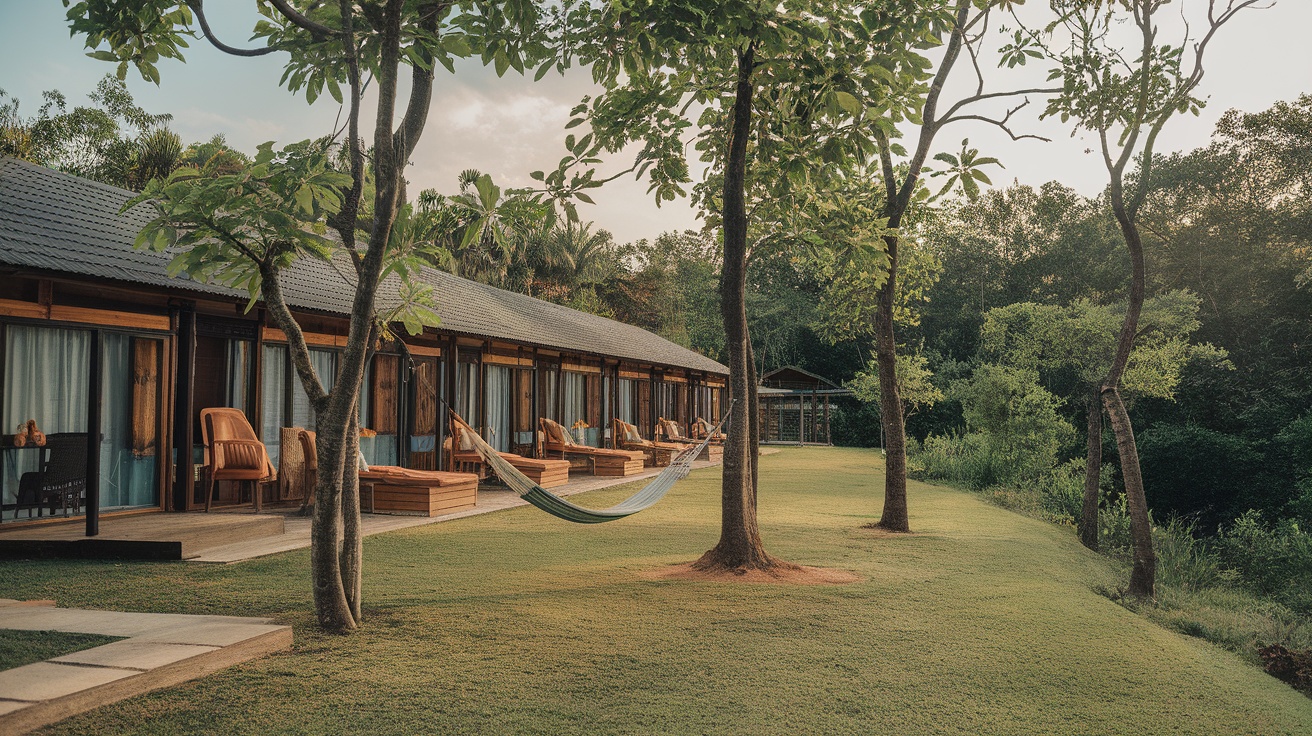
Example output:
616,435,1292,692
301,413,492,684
0,156,728,527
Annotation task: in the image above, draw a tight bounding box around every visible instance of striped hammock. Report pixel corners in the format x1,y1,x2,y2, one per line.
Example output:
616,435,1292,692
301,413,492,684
451,407,732,524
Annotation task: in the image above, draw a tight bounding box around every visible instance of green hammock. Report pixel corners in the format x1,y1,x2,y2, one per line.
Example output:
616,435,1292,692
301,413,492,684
451,407,731,524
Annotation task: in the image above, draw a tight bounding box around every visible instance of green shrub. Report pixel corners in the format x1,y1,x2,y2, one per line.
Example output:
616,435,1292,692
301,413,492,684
1153,519,1238,593
1212,511,1312,616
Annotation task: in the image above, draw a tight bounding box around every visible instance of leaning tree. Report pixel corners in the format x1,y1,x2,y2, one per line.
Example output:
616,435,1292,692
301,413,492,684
66,0,548,631
1041,0,1268,597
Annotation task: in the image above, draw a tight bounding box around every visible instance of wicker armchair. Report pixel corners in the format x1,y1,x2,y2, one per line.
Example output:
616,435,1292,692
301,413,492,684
16,432,88,518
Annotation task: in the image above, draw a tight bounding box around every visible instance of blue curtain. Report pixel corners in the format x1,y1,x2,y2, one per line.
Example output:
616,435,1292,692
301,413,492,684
2,326,90,511
484,365,511,451
99,334,158,509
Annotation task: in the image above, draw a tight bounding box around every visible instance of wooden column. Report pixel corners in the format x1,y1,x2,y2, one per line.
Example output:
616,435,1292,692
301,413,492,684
85,330,102,536
172,306,196,512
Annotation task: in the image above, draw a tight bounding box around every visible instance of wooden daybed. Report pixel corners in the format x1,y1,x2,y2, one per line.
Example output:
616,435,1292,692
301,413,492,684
299,429,479,517
657,417,723,463
447,420,572,489
540,418,645,477
610,418,692,468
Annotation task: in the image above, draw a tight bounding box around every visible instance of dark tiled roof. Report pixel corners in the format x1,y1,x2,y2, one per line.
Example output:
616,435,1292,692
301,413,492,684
0,157,726,374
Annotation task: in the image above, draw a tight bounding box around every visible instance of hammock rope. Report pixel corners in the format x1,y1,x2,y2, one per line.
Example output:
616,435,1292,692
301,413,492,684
449,404,733,524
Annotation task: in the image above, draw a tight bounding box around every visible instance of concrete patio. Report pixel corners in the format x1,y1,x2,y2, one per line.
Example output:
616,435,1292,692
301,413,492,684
0,599,291,735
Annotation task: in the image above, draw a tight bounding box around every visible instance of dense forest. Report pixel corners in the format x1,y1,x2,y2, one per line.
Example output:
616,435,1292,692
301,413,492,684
6,77,1310,621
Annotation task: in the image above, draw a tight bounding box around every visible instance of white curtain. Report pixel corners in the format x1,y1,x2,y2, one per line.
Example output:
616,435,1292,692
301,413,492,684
484,365,511,452
3,326,90,508
291,348,337,431
563,372,587,442
99,334,158,509
540,369,558,421
260,345,286,466
617,378,634,423
227,340,253,413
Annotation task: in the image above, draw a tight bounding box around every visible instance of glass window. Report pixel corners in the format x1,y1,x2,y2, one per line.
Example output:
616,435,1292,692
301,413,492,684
2,325,91,519
291,348,338,431
617,378,635,424
484,365,511,452
562,372,592,444
99,334,161,510
260,345,286,466
358,357,399,467
539,368,558,422
226,340,253,413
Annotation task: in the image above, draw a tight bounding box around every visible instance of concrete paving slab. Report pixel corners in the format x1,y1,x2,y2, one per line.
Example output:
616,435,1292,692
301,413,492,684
135,622,290,647
0,662,137,702
52,641,219,671
0,700,32,716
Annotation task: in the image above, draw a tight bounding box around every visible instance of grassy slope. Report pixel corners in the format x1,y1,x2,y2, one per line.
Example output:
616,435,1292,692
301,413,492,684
3,447,1310,735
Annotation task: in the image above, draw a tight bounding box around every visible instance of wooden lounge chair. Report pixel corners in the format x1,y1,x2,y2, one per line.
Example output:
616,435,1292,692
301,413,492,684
610,418,692,468
299,429,479,517
200,408,276,512
657,417,722,463
539,418,645,477
691,417,727,445
448,420,571,489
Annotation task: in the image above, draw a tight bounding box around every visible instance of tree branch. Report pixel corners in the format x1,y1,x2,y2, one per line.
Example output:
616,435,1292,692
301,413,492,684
940,99,1052,142
267,0,338,39
186,0,277,56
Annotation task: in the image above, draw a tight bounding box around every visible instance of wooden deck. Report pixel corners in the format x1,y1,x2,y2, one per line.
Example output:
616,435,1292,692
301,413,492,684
0,513,284,561
0,454,725,564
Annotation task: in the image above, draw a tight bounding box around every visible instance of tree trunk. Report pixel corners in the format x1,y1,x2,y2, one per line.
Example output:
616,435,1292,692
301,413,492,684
340,408,363,621
1104,195,1155,598
693,43,780,572
309,413,356,630
1079,391,1102,551
872,231,909,532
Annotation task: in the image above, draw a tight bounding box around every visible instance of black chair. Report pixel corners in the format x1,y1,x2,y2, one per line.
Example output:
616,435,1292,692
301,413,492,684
17,433,88,518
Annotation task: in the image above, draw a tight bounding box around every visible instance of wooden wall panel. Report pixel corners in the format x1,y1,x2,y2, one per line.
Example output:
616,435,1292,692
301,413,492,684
372,354,399,434
131,338,159,456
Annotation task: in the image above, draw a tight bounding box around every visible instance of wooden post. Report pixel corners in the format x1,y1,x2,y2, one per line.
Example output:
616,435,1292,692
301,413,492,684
173,305,196,511
530,349,540,457
86,330,102,537
824,395,831,445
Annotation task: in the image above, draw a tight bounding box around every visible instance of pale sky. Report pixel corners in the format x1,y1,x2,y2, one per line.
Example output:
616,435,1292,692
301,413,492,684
2,1,1309,244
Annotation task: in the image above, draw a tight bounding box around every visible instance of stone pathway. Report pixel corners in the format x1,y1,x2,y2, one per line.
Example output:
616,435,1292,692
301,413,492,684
0,599,291,735
189,457,724,564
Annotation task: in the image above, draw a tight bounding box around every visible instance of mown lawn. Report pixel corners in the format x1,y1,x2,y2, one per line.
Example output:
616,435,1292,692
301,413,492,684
4,447,1311,735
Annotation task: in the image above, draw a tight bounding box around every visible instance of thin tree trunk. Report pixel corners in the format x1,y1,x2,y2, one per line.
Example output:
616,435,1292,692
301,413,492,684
309,415,355,629
1105,196,1155,598
872,232,909,532
694,43,779,572
340,407,363,621
1080,391,1102,551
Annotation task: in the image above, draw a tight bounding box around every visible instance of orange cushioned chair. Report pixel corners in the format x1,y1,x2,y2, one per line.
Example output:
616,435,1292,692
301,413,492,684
200,408,276,512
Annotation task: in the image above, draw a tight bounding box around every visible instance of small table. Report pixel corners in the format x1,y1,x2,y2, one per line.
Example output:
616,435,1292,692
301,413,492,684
1,441,51,521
